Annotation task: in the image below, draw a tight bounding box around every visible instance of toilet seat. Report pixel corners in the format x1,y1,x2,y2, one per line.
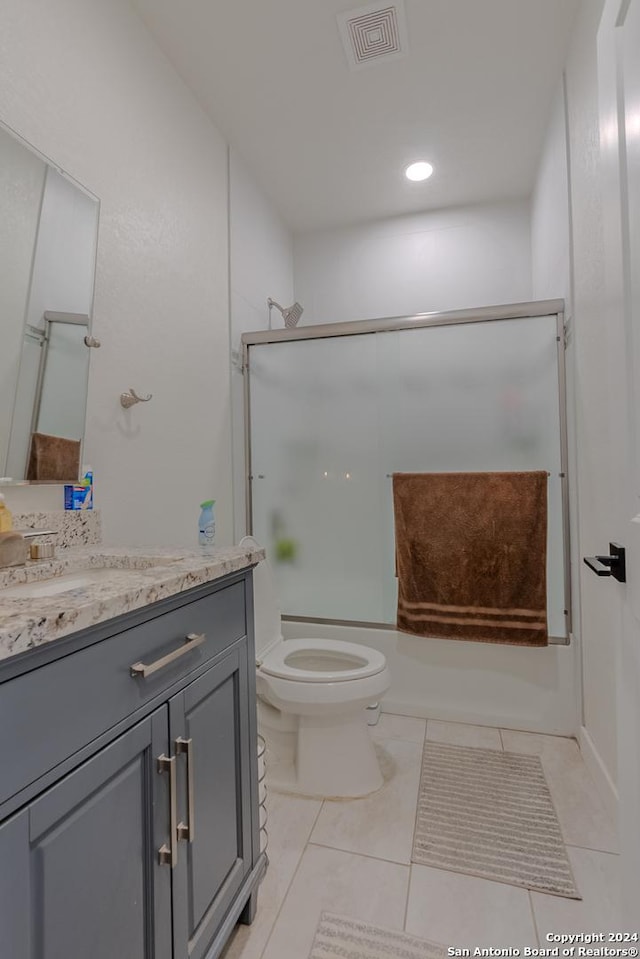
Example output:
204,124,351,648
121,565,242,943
239,535,391,797
260,637,386,683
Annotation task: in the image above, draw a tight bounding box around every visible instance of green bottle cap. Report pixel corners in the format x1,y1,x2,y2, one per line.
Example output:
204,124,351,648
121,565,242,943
200,500,215,509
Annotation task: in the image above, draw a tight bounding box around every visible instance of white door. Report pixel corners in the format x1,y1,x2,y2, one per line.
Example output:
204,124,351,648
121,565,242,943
598,0,640,924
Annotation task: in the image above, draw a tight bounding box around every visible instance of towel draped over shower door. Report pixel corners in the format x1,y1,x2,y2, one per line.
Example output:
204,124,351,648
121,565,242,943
392,471,548,646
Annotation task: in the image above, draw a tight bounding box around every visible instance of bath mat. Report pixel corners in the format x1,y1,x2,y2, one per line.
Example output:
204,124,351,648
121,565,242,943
309,912,447,959
412,741,580,899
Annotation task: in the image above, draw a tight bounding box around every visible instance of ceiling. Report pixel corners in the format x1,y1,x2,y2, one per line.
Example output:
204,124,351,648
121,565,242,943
131,0,580,233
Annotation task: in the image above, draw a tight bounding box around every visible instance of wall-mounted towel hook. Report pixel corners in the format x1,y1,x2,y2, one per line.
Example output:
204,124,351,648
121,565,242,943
120,388,153,409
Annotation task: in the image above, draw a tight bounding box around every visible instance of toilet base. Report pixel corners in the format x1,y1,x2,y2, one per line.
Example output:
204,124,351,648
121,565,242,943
261,705,384,799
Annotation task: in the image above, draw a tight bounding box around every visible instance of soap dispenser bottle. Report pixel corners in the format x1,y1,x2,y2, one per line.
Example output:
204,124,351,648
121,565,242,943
198,500,216,547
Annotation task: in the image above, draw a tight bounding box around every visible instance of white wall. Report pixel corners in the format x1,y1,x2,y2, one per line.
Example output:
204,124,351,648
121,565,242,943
0,0,232,546
229,149,294,541
529,80,586,730
527,2,618,816
293,199,532,324
0,128,44,475
563,0,618,795
531,87,572,306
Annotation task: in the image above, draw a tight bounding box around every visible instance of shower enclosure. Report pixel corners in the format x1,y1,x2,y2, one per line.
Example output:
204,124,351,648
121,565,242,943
242,299,569,643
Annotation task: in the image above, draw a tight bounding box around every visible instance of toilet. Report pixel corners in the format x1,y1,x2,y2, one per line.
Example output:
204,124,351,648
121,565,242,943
240,537,391,798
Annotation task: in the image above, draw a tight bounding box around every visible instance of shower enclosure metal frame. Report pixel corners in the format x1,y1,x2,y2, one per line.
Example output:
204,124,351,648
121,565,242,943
241,298,571,645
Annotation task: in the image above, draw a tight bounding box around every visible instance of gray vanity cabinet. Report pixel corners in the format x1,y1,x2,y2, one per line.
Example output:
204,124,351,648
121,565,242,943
170,642,253,959
0,569,265,959
0,707,172,959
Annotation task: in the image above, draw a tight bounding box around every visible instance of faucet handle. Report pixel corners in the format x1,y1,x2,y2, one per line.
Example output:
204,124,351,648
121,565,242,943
29,542,56,560
15,529,58,561
17,529,58,539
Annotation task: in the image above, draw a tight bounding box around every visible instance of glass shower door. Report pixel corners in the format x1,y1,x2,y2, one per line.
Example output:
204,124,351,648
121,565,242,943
249,334,387,621
248,311,567,637
376,315,566,636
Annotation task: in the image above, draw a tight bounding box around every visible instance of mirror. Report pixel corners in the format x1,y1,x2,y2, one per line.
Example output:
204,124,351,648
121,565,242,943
0,123,99,482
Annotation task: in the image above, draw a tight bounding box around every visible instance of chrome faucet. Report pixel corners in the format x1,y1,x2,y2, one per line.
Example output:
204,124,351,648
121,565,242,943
16,529,58,561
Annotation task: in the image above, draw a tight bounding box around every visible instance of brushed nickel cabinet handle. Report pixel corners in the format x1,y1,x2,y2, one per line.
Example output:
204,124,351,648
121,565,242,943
157,754,178,868
130,633,205,678
176,737,195,843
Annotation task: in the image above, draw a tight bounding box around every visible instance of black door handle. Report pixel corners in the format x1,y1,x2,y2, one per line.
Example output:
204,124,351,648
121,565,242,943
583,543,626,583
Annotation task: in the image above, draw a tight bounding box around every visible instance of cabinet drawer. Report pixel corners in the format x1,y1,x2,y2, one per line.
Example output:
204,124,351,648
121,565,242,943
0,578,247,807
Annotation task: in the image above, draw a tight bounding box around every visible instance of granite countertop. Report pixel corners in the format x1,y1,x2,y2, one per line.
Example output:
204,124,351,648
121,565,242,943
0,544,264,663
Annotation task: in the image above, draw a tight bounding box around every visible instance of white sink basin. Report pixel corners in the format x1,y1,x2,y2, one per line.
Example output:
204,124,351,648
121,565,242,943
1,569,126,598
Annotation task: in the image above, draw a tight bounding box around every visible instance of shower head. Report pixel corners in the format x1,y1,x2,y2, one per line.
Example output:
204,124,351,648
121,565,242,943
267,297,304,329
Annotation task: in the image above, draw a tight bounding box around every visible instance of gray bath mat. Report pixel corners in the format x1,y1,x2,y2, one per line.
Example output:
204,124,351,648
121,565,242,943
309,912,447,959
412,741,580,899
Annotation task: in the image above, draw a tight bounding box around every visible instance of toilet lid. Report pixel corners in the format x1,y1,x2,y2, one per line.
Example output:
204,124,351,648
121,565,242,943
260,637,387,683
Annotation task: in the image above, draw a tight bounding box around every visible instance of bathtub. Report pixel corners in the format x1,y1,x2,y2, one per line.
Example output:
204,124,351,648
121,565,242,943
282,619,578,736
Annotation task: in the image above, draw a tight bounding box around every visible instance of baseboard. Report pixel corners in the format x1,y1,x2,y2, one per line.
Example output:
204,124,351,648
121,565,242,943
578,724,619,829
381,698,576,736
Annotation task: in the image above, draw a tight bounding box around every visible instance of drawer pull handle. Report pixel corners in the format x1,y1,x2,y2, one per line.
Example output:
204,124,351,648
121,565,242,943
157,754,178,868
176,737,195,843
130,633,205,678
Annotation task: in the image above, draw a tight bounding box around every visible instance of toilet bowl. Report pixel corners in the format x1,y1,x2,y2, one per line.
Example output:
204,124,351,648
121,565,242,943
240,536,391,798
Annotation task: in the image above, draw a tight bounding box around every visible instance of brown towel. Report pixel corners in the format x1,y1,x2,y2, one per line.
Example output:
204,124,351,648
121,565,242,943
26,432,80,482
393,471,548,646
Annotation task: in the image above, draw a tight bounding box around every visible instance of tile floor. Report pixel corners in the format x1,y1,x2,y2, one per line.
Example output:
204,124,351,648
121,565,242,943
221,716,622,959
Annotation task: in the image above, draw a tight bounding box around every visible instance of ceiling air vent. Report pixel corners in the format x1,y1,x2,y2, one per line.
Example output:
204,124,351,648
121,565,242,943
337,1,409,71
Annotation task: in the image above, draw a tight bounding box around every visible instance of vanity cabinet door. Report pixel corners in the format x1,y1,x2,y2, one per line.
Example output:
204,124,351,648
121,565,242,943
0,810,30,958
170,639,253,959
10,708,172,959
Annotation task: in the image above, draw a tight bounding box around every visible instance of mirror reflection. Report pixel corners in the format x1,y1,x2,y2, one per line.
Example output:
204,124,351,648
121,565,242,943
0,124,99,482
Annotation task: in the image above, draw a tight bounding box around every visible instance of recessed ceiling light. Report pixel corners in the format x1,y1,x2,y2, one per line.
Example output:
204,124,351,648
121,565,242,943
405,161,434,182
